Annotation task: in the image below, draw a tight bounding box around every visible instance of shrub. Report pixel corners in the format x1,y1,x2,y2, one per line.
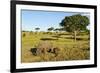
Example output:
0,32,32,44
23,33,26,37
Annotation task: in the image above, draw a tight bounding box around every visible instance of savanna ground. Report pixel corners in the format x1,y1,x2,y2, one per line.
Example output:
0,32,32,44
21,31,90,63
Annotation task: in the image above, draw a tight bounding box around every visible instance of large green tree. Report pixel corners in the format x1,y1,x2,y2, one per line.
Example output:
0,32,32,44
60,14,89,42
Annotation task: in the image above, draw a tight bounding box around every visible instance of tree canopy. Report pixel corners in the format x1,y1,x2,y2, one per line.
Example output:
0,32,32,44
60,14,90,32
48,27,54,31
35,28,40,30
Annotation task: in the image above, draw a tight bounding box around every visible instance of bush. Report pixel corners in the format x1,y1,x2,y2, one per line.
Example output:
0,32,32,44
23,33,26,37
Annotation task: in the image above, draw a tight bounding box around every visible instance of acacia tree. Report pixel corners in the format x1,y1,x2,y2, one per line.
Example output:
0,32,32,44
54,28,59,33
54,28,64,34
48,27,54,32
60,14,89,42
35,27,40,34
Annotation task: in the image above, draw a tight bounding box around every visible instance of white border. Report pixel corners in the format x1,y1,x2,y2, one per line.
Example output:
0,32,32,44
16,4,94,69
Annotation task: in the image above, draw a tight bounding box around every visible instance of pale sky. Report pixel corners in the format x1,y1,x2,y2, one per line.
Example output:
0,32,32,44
21,10,90,31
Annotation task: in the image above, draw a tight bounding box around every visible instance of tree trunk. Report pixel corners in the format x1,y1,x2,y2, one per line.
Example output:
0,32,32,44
74,31,77,42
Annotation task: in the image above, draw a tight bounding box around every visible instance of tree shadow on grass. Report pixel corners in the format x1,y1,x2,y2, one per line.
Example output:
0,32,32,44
52,35,89,41
40,37,58,41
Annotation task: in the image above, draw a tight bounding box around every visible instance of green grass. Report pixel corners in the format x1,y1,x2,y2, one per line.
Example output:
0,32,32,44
21,32,90,63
